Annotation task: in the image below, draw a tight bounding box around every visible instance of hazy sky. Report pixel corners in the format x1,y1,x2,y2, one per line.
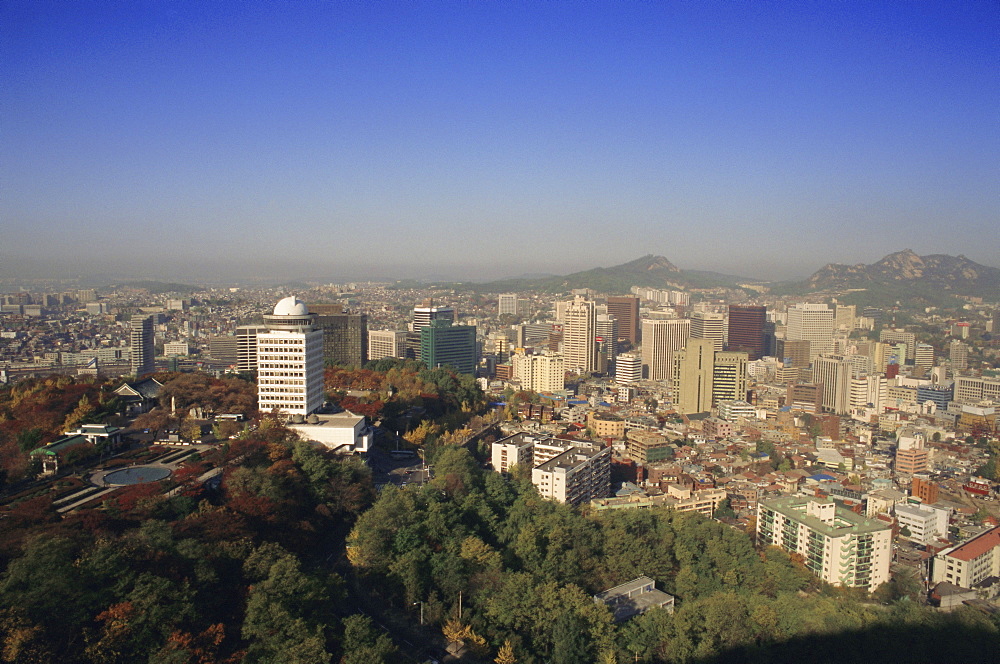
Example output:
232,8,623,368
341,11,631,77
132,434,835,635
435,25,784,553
3,1,998,283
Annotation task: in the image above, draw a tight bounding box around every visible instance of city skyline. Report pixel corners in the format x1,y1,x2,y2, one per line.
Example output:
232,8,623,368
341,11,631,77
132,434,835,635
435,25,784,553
3,2,998,283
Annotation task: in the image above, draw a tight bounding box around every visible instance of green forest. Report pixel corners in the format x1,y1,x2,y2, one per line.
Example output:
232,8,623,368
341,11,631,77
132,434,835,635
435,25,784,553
1,371,999,663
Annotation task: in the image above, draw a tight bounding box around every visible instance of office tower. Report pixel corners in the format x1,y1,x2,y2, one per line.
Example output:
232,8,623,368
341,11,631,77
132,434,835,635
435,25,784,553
596,314,618,374
420,320,477,375
607,296,640,345
786,383,823,413
812,355,853,415
411,301,456,332
310,303,368,367
237,325,268,373
511,351,565,392
951,322,971,339
208,335,239,364
129,314,155,377
562,296,597,374
914,343,935,372
712,351,748,405
641,318,690,381
257,296,325,415
757,496,891,590
690,312,725,352
835,304,856,331
727,305,766,360
786,303,835,362
368,330,407,362
776,339,811,369
616,353,641,384
672,338,715,415
879,329,916,361
949,340,968,374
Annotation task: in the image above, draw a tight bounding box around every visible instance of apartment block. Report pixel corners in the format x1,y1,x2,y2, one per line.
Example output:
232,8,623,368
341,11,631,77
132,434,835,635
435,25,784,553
932,526,1000,589
757,495,892,590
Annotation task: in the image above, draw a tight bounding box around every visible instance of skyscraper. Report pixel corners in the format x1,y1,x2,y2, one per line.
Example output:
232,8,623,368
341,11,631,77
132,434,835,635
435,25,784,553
411,301,456,332
727,305,766,360
607,295,640,346
129,314,155,377
310,303,368,367
812,354,853,415
950,340,969,374
712,351,748,405
596,314,618,374
690,312,725,352
641,318,690,381
257,296,325,415
786,303,835,362
672,338,715,415
420,319,477,375
562,296,597,374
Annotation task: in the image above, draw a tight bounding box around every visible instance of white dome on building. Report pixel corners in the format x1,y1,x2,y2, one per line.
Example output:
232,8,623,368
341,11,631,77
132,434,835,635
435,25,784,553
272,296,309,316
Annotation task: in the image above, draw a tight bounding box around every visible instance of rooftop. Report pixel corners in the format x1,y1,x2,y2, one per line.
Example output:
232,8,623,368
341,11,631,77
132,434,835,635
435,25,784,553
943,526,1000,563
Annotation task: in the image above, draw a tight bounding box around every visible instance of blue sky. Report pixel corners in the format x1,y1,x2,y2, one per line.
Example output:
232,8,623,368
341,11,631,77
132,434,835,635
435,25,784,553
2,1,998,282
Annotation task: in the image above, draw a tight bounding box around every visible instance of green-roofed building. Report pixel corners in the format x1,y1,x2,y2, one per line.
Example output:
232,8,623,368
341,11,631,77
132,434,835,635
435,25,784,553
30,435,91,475
757,495,892,590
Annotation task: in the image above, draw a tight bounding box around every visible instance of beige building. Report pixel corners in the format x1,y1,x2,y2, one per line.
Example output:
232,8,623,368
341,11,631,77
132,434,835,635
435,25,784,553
368,329,407,362
641,318,690,381
511,351,565,392
592,485,726,518
757,495,892,590
689,311,725,352
672,338,715,414
587,411,625,439
563,296,597,374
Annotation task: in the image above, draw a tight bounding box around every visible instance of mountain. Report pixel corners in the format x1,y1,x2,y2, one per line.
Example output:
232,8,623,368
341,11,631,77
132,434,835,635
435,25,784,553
805,250,1000,298
453,255,753,294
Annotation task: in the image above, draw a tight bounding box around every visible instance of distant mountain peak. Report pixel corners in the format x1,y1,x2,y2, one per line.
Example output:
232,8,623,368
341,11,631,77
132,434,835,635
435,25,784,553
806,250,999,296
616,254,681,274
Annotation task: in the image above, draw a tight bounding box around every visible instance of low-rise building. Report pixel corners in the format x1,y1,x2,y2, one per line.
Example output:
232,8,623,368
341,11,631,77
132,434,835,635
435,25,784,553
932,526,1000,589
594,576,674,622
286,412,372,454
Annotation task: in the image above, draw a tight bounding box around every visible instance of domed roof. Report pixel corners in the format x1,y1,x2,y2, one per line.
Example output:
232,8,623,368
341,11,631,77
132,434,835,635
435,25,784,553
272,296,309,316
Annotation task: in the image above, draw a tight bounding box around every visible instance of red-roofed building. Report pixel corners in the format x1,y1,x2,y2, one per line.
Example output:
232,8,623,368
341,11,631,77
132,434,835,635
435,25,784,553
932,526,1000,589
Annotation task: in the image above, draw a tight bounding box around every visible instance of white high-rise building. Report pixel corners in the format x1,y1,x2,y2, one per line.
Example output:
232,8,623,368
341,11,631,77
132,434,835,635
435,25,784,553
129,314,155,377
498,293,524,316
563,296,597,374
616,353,642,384
257,296,325,416
950,340,969,374
641,318,690,381
690,312,725,352
411,303,455,333
511,352,565,392
786,303,835,362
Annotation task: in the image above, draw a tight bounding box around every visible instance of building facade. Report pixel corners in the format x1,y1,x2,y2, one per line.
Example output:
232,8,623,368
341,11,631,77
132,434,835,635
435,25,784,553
727,305,766,360
757,495,892,590
129,314,155,377
257,296,325,415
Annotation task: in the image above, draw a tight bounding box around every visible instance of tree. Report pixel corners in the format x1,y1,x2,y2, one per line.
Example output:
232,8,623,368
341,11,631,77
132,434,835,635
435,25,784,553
494,639,516,664
340,615,395,664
